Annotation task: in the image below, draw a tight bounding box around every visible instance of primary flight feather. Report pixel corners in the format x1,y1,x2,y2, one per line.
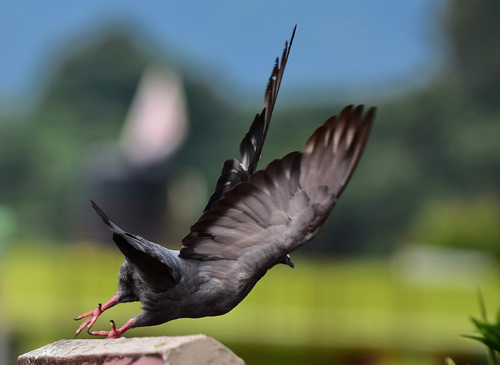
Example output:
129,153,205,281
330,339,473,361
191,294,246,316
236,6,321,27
75,27,376,338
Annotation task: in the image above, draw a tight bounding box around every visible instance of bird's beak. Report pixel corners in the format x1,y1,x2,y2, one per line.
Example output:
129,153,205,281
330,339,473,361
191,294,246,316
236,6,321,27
284,254,294,269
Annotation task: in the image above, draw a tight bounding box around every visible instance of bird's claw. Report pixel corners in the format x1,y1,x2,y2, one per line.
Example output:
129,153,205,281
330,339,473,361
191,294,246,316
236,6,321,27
87,318,136,339
74,303,103,337
74,294,120,337
87,320,121,339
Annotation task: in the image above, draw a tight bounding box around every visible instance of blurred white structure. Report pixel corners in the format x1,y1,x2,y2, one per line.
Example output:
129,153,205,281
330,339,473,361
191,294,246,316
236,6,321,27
74,67,189,243
392,243,498,288
120,68,188,167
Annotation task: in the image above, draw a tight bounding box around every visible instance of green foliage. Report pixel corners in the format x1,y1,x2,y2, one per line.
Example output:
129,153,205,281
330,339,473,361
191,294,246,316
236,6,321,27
463,291,499,365
465,317,500,352
409,195,500,255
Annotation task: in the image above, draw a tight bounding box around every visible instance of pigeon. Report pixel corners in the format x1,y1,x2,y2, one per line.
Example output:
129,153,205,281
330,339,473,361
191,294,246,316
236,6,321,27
74,27,376,339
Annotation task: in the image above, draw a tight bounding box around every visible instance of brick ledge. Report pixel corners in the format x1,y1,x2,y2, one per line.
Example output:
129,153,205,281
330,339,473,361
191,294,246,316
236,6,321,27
18,335,245,365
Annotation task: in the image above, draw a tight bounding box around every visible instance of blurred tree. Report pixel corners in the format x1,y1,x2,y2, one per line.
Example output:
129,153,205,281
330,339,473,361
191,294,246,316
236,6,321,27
2,0,500,256
13,33,150,238
447,0,500,110
301,0,500,255
409,195,500,255
0,30,233,240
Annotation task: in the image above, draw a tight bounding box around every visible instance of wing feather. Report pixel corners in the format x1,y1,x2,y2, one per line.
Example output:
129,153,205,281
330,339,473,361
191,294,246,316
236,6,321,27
180,105,375,270
204,26,296,211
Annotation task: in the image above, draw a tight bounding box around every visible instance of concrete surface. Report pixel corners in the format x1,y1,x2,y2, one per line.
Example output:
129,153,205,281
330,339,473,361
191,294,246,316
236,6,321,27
18,335,245,365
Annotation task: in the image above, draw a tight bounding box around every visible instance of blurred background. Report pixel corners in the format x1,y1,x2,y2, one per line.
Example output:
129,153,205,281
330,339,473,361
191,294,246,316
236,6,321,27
1,0,500,364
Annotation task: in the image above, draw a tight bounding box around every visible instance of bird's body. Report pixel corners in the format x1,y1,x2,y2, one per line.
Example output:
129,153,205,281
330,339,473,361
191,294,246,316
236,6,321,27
118,252,246,323
115,248,270,324
75,27,376,338
92,202,294,328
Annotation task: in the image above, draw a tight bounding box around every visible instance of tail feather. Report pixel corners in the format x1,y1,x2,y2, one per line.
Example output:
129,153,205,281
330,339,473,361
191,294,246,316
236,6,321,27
90,200,179,290
91,200,123,233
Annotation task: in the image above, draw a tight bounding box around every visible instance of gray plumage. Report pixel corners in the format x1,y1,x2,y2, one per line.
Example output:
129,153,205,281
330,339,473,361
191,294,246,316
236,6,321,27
203,26,295,211
75,28,376,339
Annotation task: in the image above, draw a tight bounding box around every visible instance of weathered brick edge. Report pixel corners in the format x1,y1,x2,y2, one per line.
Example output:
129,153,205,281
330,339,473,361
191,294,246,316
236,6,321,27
18,334,245,365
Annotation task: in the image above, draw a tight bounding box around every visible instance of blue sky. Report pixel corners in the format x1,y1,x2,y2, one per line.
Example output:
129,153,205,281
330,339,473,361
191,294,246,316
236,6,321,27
1,0,447,112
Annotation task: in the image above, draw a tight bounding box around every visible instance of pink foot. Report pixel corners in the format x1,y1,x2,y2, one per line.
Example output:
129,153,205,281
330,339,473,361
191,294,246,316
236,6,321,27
89,318,136,339
74,294,120,337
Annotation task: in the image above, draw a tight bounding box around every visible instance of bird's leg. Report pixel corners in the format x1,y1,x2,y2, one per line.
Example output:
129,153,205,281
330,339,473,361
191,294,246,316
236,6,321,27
74,293,120,337
88,318,136,339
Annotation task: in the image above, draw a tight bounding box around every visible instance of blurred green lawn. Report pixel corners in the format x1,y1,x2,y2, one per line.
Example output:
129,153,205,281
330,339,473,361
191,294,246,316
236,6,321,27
1,241,498,363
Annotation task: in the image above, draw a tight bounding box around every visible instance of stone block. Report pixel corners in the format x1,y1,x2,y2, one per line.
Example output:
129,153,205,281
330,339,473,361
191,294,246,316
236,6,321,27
18,335,245,365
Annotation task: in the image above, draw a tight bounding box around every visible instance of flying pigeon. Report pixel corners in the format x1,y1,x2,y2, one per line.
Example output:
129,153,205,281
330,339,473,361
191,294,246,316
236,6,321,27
74,27,376,339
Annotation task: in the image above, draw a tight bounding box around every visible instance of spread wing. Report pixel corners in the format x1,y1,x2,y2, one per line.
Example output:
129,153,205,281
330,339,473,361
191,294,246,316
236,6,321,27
180,105,375,268
204,26,296,211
